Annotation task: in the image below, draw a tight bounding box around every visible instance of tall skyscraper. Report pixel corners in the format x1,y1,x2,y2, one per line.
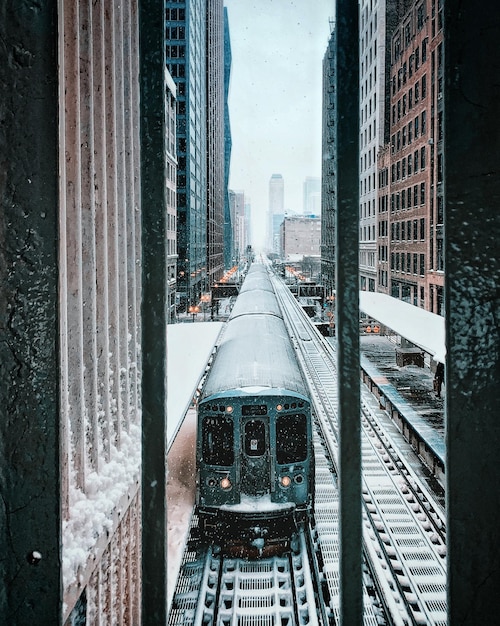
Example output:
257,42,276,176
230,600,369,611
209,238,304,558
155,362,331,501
166,0,208,309
167,0,226,309
269,173,284,213
359,0,413,293
166,71,178,322
321,23,336,294
207,0,225,288
231,190,249,261
223,7,233,270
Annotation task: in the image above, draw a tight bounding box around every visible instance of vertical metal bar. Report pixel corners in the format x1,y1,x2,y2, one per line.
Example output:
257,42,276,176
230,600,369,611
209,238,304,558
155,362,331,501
114,0,131,435
123,0,140,421
105,0,123,449
64,0,86,490
335,1,362,624
139,0,168,622
444,2,500,623
79,0,100,472
92,0,113,464
0,1,61,622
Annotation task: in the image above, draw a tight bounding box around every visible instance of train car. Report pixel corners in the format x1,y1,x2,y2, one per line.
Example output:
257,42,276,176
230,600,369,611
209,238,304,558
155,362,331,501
238,264,275,295
229,287,283,320
196,265,314,554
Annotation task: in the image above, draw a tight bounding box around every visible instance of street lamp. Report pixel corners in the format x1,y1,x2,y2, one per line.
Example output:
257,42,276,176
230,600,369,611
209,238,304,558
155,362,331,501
188,305,200,322
200,293,211,321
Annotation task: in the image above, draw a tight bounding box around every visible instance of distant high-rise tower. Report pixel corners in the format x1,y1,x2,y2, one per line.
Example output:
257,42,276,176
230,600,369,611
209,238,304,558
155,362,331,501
231,190,249,261
303,176,321,214
269,173,284,213
268,173,284,253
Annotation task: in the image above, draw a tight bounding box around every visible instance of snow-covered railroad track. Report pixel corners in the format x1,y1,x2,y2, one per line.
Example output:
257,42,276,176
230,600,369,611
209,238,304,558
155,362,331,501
272,276,447,626
168,520,326,626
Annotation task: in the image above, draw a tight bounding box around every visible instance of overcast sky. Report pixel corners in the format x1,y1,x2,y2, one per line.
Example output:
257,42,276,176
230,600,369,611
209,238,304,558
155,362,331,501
224,0,334,248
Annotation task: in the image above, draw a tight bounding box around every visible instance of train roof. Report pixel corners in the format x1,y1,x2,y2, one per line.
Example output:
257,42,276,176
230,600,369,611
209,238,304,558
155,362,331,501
200,314,308,400
229,289,283,320
239,265,274,295
245,263,268,276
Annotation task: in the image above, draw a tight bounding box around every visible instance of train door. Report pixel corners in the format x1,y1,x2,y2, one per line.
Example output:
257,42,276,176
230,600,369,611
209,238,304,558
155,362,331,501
240,418,270,496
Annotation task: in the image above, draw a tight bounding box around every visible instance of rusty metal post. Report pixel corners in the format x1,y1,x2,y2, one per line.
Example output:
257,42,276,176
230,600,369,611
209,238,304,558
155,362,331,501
335,1,362,624
0,2,61,623
444,2,500,623
139,0,168,622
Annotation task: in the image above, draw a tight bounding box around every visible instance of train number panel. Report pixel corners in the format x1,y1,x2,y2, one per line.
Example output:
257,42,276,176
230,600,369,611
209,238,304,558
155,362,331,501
241,416,270,496
195,264,314,555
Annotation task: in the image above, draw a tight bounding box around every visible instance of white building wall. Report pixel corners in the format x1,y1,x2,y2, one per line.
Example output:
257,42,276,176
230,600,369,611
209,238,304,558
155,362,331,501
359,0,386,292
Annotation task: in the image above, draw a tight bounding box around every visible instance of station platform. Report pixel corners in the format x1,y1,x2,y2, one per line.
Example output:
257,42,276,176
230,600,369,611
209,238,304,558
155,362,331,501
167,321,224,450
166,321,225,609
359,334,445,464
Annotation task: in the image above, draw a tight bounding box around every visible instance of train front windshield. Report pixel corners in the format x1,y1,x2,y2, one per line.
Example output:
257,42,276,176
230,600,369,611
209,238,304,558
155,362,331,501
276,413,307,464
202,416,234,466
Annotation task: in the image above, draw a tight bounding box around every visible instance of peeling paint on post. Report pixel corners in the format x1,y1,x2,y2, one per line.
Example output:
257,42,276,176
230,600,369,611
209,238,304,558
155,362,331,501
444,2,500,623
0,2,61,623
139,0,168,623
335,2,362,624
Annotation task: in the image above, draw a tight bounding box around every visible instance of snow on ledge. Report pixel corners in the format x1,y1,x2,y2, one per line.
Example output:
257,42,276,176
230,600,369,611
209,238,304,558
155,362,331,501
359,291,446,363
62,423,141,591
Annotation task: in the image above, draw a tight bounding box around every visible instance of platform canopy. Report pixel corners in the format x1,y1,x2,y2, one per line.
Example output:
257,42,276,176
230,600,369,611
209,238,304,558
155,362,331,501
359,291,446,363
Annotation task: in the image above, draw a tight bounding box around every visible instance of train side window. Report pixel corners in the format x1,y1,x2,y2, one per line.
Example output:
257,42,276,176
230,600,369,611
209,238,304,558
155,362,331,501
202,416,234,466
244,419,266,457
276,413,307,464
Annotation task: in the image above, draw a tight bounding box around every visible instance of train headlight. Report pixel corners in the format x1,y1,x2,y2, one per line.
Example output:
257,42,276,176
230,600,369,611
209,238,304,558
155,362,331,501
220,477,232,490
276,404,283,411
226,405,233,413
280,475,292,488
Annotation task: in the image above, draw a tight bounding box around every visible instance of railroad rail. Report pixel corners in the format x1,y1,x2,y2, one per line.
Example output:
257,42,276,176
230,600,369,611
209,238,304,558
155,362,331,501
168,521,326,626
272,274,447,626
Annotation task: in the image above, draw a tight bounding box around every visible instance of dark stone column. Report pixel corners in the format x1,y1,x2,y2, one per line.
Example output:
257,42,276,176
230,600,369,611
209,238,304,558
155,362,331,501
335,2,362,624
139,0,168,622
444,2,500,623
0,2,61,623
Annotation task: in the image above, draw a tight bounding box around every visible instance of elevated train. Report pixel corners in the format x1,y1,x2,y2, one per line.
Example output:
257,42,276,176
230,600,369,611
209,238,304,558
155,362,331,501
196,264,315,554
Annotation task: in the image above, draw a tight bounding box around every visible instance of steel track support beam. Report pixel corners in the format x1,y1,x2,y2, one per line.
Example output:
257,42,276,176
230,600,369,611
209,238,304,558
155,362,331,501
335,2,363,624
0,2,61,622
139,0,169,622
444,1,500,623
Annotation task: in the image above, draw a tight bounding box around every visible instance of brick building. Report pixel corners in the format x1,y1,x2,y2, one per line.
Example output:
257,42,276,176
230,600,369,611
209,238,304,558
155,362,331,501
379,0,444,312
281,215,321,262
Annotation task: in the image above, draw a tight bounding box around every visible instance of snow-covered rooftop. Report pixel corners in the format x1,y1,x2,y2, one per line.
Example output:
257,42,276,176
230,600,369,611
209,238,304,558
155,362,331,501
359,291,445,363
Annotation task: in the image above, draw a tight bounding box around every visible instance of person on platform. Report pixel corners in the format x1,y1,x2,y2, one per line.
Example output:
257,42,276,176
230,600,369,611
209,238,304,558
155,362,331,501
434,361,445,398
